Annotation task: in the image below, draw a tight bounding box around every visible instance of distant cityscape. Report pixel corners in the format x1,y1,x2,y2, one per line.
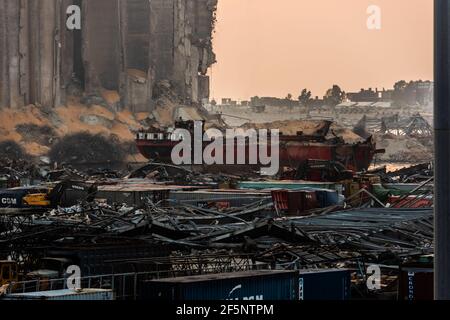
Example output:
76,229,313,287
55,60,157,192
213,80,434,108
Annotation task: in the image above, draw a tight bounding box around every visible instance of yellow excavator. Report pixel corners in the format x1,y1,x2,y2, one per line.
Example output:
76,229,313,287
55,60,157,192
0,180,97,210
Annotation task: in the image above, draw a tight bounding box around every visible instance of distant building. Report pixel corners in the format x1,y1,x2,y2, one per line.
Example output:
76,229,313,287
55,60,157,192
392,81,434,106
221,98,232,105
381,90,394,101
415,81,434,105
250,96,298,108
347,82,434,106
347,88,381,103
309,97,325,108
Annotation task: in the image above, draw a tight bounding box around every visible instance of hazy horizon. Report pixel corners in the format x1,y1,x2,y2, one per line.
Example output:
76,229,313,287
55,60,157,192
210,0,433,101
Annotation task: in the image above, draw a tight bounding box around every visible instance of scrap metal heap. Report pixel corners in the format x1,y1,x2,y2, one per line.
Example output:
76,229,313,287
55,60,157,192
0,159,436,299
0,192,433,265
354,113,433,138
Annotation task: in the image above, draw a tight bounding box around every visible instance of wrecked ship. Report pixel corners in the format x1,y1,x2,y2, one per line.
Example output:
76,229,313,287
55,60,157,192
136,120,384,172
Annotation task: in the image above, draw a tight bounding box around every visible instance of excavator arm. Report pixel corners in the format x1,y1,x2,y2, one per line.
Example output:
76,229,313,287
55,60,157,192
23,180,97,208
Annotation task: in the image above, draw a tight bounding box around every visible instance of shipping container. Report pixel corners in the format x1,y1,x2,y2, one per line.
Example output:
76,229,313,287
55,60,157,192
298,269,351,301
314,189,340,207
4,289,115,301
169,190,271,208
238,181,343,194
288,191,318,215
0,189,28,208
398,267,433,300
139,270,298,301
271,190,318,215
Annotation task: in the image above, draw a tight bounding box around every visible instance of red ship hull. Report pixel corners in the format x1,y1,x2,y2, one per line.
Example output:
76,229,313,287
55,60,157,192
136,137,380,172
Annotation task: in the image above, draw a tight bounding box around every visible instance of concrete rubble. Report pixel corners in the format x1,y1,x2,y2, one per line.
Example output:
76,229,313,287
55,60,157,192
0,155,436,300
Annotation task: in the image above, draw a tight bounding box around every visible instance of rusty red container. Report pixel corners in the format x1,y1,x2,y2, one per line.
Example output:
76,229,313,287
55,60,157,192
271,190,289,210
272,190,318,215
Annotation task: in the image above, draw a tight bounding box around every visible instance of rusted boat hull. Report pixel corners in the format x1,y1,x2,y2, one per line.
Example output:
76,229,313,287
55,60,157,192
136,137,380,172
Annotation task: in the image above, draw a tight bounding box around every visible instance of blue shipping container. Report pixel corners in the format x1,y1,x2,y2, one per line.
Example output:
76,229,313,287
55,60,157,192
298,269,351,300
140,270,298,301
314,189,340,208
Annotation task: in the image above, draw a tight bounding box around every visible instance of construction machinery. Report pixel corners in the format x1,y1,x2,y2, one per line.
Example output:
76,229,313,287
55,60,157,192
0,180,97,211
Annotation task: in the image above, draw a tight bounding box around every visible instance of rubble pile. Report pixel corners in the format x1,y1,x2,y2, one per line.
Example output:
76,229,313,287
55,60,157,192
48,132,127,166
15,124,58,147
127,162,257,185
0,155,41,187
0,154,437,300
0,141,46,189
0,196,433,269
0,103,140,158
241,120,364,144
0,96,215,163
383,163,433,183
0,140,28,160
375,134,432,163
0,109,437,301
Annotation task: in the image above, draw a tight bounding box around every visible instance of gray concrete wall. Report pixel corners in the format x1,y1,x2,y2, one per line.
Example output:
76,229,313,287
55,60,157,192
198,75,210,102
59,0,76,104
0,0,8,108
0,0,216,111
39,0,57,108
27,0,41,106
124,0,153,112
84,0,121,92
150,0,175,81
126,0,150,71
5,0,23,108
172,0,216,104
0,0,63,109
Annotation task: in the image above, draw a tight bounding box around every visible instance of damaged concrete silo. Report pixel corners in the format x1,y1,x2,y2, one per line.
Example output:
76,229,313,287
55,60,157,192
0,0,217,112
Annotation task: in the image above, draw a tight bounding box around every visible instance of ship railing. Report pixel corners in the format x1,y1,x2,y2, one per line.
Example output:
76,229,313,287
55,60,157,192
137,132,178,141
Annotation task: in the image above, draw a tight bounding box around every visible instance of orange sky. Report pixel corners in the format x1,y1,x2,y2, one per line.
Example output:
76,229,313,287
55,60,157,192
210,0,433,101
